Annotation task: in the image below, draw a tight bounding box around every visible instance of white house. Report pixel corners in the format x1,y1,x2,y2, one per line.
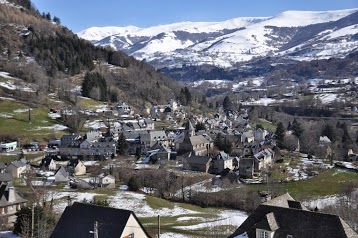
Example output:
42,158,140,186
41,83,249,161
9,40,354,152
0,141,17,152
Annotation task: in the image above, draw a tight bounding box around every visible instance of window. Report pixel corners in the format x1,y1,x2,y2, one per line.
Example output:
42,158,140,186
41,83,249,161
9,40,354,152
259,230,269,238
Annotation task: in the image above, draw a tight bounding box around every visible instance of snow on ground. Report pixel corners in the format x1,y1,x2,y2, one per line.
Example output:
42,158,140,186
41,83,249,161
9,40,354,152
0,71,15,79
48,112,62,119
174,209,247,230
325,24,358,40
161,233,188,238
84,119,108,129
0,113,13,118
47,190,247,227
0,71,36,92
314,93,338,104
95,104,111,113
242,98,283,106
0,96,15,101
13,108,31,113
303,195,341,210
82,161,100,166
47,190,198,217
32,124,68,131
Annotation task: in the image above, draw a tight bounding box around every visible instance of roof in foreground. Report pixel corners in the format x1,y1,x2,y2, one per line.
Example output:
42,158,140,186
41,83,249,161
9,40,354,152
50,202,151,238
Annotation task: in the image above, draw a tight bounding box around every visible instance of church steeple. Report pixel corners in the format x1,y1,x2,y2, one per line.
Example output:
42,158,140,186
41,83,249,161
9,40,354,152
185,119,195,138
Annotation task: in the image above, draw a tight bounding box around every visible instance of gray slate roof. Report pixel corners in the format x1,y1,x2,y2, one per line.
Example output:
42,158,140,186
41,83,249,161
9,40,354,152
0,172,13,182
229,204,357,238
50,202,151,238
229,193,357,238
189,135,209,146
0,183,26,207
186,156,211,165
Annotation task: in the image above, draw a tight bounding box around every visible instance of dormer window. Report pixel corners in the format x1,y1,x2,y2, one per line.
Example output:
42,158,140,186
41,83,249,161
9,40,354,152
259,230,268,238
256,229,269,238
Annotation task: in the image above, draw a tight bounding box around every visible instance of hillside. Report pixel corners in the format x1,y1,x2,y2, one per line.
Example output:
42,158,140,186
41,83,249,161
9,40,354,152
78,9,358,69
0,0,181,109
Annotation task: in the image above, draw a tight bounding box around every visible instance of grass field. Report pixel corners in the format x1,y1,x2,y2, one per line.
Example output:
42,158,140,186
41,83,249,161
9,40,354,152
44,189,246,238
0,100,66,143
78,97,103,110
248,168,358,200
257,118,276,131
0,152,45,163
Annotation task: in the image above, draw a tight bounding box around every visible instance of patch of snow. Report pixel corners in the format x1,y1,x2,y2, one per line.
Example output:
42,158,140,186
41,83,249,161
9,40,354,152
32,124,68,131
13,108,31,113
174,209,247,230
48,112,62,119
303,195,341,210
82,161,100,166
84,120,108,129
161,233,188,238
314,93,338,104
242,98,283,106
0,71,15,79
0,96,15,101
176,216,205,222
0,113,13,118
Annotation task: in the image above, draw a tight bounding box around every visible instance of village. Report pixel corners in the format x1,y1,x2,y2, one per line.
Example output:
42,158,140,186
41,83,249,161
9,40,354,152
1,94,358,237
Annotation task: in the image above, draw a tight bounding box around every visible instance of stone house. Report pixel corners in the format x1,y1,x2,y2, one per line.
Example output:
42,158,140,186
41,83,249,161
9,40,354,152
183,156,212,173
0,183,27,224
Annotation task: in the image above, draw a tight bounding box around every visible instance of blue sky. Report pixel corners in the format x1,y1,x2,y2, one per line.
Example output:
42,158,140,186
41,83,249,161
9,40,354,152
32,0,357,32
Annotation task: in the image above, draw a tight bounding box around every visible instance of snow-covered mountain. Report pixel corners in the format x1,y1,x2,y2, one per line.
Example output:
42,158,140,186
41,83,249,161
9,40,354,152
78,9,358,68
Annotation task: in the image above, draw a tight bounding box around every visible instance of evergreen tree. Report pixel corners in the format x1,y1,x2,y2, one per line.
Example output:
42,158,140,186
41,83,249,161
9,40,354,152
184,87,192,105
45,12,51,21
275,122,286,147
82,72,107,101
53,16,61,24
322,124,336,142
117,133,128,155
208,101,213,108
291,118,304,138
178,88,187,106
195,122,206,131
287,121,292,131
341,123,352,143
223,95,233,110
214,134,232,153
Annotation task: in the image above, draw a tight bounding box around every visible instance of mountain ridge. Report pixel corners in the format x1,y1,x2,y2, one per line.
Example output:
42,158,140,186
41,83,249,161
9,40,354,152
78,9,358,69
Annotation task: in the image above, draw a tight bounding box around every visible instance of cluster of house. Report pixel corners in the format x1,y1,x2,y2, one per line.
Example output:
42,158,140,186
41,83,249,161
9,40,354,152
178,117,280,181
0,156,117,226
56,106,281,182
0,161,27,225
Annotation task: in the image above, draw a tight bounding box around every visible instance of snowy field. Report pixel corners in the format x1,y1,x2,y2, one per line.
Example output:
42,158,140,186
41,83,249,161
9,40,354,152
0,71,36,92
46,190,247,237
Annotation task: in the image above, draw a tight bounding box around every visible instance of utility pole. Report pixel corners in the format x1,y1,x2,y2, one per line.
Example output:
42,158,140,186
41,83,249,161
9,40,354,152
94,221,98,238
157,215,160,238
28,108,31,124
31,204,34,238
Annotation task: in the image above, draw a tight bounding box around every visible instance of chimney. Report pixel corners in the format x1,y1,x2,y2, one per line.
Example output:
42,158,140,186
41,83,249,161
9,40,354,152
8,186,16,202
